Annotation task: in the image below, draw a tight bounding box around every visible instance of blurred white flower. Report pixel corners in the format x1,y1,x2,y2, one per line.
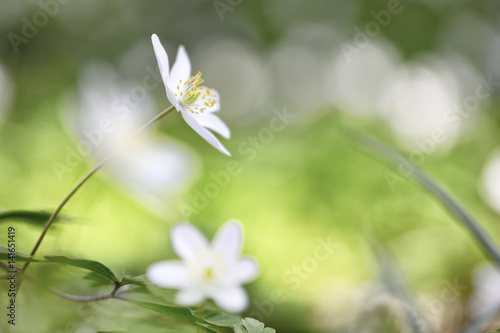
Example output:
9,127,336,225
151,34,231,156
481,150,500,215
147,221,259,313
66,62,198,209
379,56,479,152
326,39,400,118
467,263,500,318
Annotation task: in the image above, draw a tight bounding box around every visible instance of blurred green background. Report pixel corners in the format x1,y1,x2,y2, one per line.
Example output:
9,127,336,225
1,0,500,332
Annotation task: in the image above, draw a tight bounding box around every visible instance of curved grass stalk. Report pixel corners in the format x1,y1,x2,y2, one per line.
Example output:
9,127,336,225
349,131,500,267
19,105,175,279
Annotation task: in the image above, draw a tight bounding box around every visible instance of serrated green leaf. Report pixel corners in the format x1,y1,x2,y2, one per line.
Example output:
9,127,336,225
235,318,276,333
129,300,196,324
0,210,66,227
45,256,118,283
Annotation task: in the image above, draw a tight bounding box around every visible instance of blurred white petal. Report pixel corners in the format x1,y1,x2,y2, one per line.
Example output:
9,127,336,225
147,261,190,289
230,258,259,283
210,286,248,313
176,289,205,306
467,263,500,317
212,221,242,261
171,222,209,261
481,150,500,215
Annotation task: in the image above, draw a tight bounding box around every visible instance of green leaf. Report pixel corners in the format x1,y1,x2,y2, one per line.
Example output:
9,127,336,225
197,322,233,333
45,256,118,283
129,300,196,324
120,275,147,286
0,210,66,227
234,318,276,333
191,307,241,327
84,271,114,287
0,246,39,262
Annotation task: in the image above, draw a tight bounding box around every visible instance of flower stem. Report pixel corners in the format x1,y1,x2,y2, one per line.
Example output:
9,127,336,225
19,105,175,279
51,283,125,302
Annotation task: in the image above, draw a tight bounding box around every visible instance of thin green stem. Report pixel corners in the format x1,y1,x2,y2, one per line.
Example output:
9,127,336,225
51,283,126,302
19,105,175,279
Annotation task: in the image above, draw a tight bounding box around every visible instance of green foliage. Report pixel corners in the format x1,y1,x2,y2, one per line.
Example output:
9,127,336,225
352,132,500,266
0,210,65,226
120,275,147,286
44,255,118,283
84,271,115,287
0,246,38,262
129,300,197,324
234,318,276,333
191,306,241,327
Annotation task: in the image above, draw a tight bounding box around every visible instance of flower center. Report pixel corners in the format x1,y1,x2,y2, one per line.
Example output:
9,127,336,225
203,268,214,280
174,71,217,115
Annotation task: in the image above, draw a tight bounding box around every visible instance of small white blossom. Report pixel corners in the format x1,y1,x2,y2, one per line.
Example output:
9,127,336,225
151,34,231,156
147,221,258,313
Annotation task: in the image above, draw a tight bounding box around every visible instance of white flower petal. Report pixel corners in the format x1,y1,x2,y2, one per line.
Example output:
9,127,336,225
171,223,209,261
176,289,205,306
231,257,259,283
212,221,242,261
146,260,190,289
181,112,231,156
196,113,231,139
211,286,248,313
169,45,191,88
151,34,170,84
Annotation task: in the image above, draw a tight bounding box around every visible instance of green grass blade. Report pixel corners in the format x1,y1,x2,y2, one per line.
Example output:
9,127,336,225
350,132,500,267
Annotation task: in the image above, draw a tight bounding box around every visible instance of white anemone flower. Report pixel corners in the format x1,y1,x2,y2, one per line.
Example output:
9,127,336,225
151,34,231,156
147,221,259,313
